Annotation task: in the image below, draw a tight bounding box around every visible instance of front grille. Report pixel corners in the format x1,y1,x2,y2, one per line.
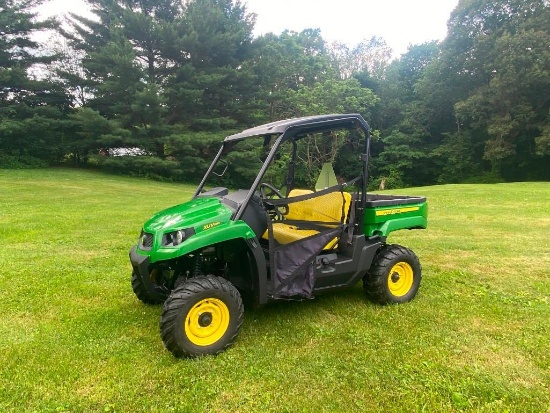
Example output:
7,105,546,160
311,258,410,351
139,232,154,250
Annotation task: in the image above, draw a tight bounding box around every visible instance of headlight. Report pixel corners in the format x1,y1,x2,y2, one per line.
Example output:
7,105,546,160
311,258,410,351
162,229,186,247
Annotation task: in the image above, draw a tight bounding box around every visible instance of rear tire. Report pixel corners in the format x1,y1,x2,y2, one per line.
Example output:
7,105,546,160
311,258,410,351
160,275,244,358
363,244,422,304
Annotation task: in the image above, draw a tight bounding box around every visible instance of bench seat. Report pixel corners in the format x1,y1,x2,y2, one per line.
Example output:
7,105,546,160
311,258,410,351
263,189,352,249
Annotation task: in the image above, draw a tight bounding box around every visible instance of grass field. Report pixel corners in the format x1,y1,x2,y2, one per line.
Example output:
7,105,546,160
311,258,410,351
0,168,548,412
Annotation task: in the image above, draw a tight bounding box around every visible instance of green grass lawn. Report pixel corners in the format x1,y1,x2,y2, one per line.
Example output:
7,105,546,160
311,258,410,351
1,168,548,412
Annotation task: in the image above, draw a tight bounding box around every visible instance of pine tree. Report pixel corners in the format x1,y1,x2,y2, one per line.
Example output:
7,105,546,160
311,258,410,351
62,0,181,157
165,0,256,129
0,0,71,165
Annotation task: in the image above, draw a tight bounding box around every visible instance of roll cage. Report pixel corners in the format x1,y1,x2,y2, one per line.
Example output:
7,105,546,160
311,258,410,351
193,113,372,227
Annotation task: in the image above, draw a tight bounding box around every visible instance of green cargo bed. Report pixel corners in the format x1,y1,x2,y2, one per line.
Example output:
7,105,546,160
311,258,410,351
361,194,428,237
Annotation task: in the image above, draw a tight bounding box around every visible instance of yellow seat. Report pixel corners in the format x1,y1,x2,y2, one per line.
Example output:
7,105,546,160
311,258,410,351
263,189,352,249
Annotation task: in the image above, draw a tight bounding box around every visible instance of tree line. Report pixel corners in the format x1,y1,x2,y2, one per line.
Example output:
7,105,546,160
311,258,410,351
1,0,548,187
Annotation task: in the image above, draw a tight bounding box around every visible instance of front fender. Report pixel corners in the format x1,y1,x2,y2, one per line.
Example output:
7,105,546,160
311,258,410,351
146,220,256,263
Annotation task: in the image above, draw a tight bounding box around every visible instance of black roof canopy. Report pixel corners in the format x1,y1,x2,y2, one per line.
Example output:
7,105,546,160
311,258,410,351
224,113,370,142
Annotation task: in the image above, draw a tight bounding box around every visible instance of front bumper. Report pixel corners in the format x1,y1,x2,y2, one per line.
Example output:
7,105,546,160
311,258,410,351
130,245,149,271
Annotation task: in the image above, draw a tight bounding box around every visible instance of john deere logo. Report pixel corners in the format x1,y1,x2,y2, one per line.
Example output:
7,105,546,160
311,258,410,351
203,221,221,231
375,206,420,217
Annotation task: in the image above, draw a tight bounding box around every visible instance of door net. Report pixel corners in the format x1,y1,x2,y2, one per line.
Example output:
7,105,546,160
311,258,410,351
264,186,352,299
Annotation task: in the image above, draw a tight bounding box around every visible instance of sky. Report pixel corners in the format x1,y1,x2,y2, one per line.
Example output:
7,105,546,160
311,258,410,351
246,0,460,57
40,0,460,58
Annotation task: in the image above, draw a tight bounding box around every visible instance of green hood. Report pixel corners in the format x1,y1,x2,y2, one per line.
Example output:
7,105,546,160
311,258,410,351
143,197,232,234
137,196,256,263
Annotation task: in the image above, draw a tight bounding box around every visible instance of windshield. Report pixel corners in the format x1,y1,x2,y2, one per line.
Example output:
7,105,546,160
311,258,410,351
201,135,275,191
199,125,365,194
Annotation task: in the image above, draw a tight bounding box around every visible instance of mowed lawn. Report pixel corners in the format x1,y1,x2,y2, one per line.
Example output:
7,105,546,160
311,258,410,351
0,168,548,413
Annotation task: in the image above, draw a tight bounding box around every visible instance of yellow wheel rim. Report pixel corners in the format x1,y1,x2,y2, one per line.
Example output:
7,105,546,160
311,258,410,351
387,262,414,297
184,298,230,346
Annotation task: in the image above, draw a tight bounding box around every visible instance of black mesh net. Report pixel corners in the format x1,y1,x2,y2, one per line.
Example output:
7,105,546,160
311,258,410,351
264,187,352,299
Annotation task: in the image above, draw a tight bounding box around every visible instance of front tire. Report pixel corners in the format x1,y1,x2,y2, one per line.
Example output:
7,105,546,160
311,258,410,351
131,269,168,305
160,275,244,358
363,244,422,304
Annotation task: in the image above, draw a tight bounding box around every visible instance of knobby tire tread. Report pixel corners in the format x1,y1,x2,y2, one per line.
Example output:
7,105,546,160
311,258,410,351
160,275,244,357
363,244,422,304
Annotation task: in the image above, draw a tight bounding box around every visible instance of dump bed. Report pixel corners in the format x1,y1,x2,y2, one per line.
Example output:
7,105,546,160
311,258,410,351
361,194,428,237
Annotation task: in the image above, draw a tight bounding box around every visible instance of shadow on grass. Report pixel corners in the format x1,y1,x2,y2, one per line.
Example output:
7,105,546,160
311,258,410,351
240,284,372,336
249,283,368,316
58,283,378,364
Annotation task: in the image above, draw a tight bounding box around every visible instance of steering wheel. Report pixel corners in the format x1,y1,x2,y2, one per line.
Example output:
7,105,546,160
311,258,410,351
259,183,289,220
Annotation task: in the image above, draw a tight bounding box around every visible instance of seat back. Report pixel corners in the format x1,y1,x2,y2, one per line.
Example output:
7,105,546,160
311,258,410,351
286,189,352,224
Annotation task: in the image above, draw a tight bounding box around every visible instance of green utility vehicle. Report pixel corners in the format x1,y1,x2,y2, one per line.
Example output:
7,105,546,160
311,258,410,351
129,114,428,358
